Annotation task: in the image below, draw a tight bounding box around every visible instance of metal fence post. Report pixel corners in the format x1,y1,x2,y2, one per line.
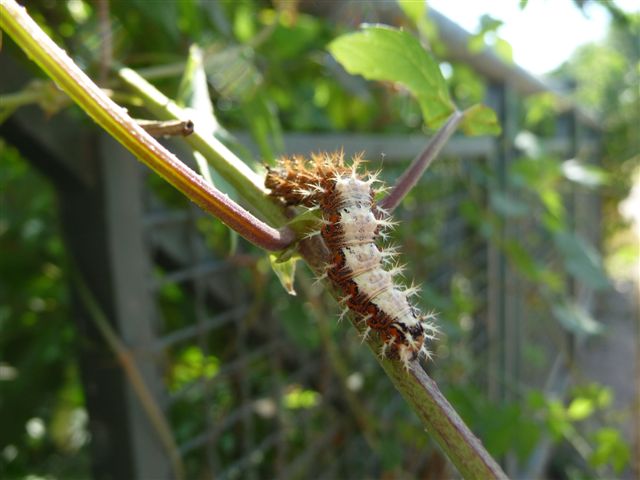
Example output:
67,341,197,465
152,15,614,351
98,135,172,479
485,81,520,402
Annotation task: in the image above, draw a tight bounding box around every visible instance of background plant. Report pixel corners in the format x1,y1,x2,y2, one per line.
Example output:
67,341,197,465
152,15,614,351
1,1,636,478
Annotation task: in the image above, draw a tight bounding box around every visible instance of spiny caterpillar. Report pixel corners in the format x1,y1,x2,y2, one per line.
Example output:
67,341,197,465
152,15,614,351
265,151,437,368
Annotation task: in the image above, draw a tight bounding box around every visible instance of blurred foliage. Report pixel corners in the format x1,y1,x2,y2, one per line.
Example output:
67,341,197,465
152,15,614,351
0,0,636,479
552,12,639,243
0,141,89,478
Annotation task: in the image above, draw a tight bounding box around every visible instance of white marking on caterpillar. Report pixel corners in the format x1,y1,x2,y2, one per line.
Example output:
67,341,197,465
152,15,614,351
265,152,438,368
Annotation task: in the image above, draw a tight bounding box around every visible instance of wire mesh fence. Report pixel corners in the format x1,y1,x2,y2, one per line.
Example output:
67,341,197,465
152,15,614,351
114,109,600,477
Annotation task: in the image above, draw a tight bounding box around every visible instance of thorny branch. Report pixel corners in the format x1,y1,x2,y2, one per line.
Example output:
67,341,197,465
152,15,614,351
0,0,294,252
297,236,508,480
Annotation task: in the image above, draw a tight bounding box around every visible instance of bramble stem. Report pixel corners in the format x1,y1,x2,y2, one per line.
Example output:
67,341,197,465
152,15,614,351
117,67,288,228
0,0,293,251
380,110,465,212
297,235,508,480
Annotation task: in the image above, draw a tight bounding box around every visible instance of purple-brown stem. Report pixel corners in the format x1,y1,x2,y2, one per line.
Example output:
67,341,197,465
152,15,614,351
0,0,294,252
379,110,465,212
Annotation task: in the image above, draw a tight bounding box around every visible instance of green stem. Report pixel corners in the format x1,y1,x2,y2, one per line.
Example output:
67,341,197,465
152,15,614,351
297,236,508,480
0,89,45,110
380,109,465,212
0,0,293,251
117,67,287,228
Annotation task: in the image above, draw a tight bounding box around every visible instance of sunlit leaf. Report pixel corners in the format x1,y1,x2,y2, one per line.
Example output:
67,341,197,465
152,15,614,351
562,159,609,187
178,45,220,145
461,103,501,136
567,397,595,420
179,45,240,249
284,385,320,409
170,346,219,392
397,0,426,26
494,38,513,63
589,428,631,473
552,300,604,336
329,25,455,129
269,253,298,296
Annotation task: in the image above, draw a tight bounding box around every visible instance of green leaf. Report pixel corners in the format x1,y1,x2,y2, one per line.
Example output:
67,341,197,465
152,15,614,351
494,38,513,63
269,253,298,296
552,300,604,336
567,397,595,420
284,386,320,409
589,428,631,473
329,25,455,129
285,208,322,235
179,45,240,250
241,91,284,162
461,103,501,136
479,14,504,34
553,231,610,290
397,0,426,26
562,159,609,187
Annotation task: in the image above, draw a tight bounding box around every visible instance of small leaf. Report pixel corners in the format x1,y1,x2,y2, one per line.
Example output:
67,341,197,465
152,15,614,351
461,103,501,136
589,428,631,473
494,38,513,63
553,231,610,290
269,253,298,296
567,397,595,420
329,25,455,129
552,300,604,336
286,208,322,235
562,159,609,187
479,14,504,34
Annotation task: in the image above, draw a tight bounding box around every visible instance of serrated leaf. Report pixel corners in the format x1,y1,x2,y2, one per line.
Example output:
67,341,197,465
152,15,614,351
269,253,298,296
329,25,455,129
461,103,501,136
